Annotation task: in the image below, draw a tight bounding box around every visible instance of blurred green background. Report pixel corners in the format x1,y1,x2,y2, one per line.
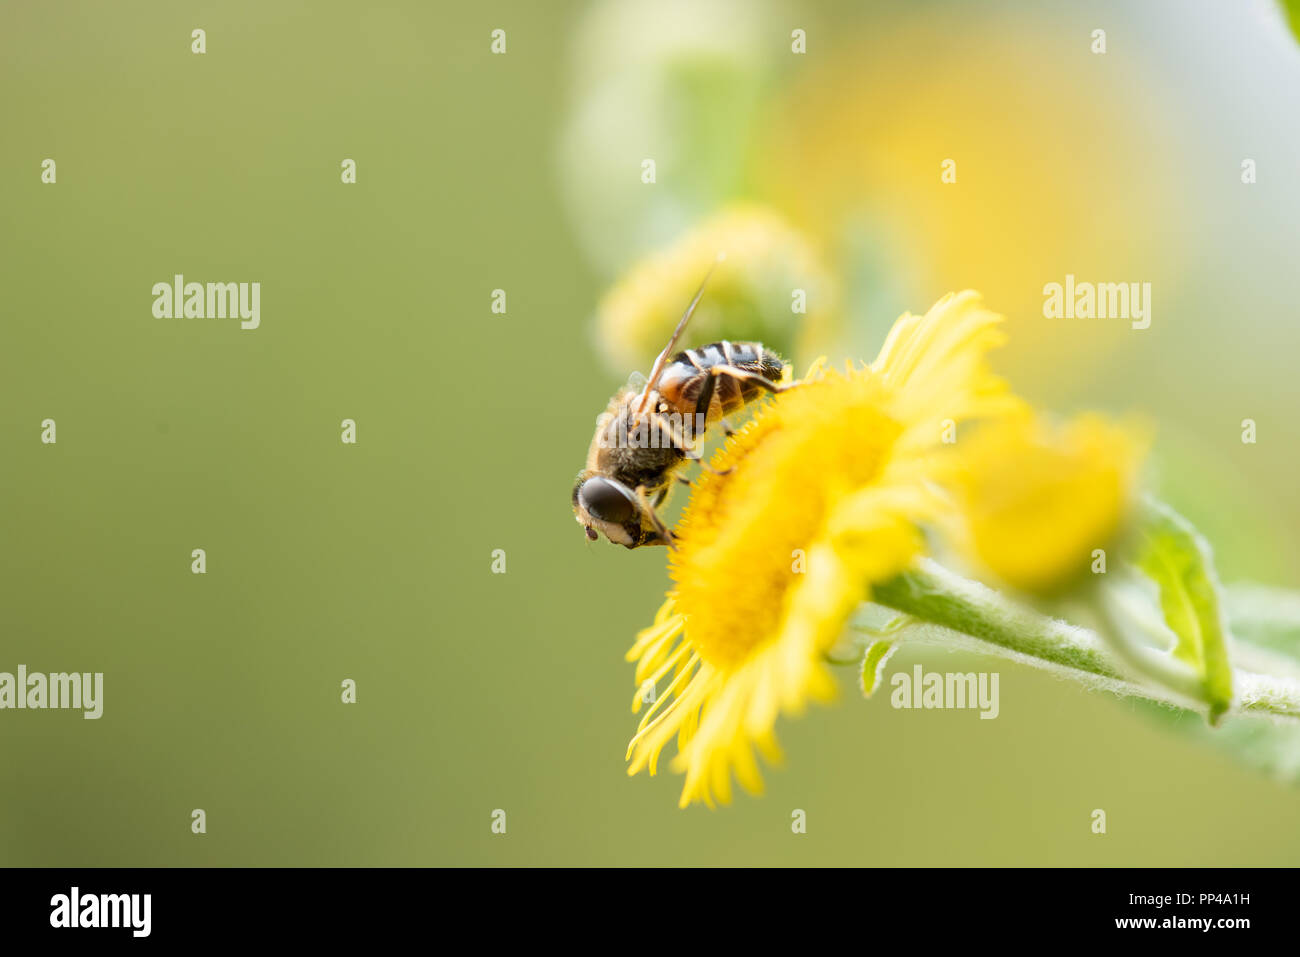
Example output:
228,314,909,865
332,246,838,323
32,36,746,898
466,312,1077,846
2,0,1299,866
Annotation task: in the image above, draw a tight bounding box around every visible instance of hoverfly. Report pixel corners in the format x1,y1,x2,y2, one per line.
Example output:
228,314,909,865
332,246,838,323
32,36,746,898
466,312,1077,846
572,257,794,548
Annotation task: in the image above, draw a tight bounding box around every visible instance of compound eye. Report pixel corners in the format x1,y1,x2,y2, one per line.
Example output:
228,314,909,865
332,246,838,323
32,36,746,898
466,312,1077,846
578,477,636,525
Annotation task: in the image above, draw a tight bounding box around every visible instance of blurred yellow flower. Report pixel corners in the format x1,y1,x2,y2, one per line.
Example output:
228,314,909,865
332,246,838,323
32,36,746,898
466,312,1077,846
750,17,1189,395
952,412,1150,595
625,291,1017,806
593,203,838,373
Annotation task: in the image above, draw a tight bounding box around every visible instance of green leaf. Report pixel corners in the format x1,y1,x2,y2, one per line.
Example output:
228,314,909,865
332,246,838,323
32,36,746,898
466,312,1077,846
1283,0,1300,45
1224,584,1300,667
859,640,897,698
1134,699,1300,786
1132,502,1235,722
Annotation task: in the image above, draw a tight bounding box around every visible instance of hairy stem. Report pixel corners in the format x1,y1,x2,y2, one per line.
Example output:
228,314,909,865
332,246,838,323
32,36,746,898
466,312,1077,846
869,559,1300,721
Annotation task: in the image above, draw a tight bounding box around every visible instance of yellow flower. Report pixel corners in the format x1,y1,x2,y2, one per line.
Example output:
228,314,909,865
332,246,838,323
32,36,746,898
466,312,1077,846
593,203,838,373
625,291,1019,807
951,412,1150,594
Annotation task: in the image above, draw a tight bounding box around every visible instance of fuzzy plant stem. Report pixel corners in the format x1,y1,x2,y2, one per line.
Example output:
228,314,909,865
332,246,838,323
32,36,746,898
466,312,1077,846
870,558,1300,721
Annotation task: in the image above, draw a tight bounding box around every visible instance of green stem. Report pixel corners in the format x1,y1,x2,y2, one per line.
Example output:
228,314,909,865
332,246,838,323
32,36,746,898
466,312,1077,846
870,559,1300,721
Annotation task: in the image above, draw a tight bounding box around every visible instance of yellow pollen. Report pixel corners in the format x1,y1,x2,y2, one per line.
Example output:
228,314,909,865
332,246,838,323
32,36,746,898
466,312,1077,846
669,369,902,669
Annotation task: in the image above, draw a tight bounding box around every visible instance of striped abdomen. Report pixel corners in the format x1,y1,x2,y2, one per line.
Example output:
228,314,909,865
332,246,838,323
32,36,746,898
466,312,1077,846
654,341,785,418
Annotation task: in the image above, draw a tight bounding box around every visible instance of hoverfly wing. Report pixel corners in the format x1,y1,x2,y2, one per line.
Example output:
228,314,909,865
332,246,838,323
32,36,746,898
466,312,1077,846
636,253,726,414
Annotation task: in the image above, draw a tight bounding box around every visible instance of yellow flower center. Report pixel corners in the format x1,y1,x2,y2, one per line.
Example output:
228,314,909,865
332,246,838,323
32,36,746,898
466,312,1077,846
669,370,902,670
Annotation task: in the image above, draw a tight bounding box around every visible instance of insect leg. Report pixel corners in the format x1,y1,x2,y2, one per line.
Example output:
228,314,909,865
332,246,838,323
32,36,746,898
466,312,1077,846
690,369,739,438
634,485,676,549
693,369,718,430
706,363,797,395
650,412,697,458
650,412,731,476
